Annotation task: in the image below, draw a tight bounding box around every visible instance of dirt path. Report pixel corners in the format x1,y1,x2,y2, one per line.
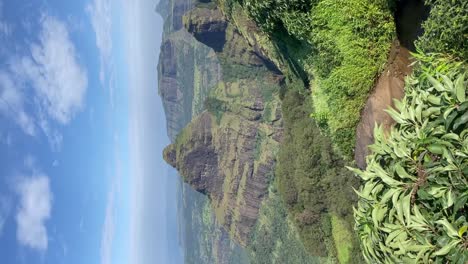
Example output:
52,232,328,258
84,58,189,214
354,41,413,169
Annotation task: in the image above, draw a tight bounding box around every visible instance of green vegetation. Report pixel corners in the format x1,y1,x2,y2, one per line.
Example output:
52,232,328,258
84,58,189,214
307,0,394,155
204,96,226,123
275,84,363,262
238,0,395,156
351,56,467,263
417,0,468,60
181,184,250,264
248,186,322,264
331,215,353,264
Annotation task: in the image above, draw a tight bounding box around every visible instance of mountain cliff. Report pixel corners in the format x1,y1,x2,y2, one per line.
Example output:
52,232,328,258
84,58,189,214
156,0,249,263
164,6,284,246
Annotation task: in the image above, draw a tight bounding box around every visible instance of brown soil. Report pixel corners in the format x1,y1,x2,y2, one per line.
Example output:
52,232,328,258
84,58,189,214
355,41,413,169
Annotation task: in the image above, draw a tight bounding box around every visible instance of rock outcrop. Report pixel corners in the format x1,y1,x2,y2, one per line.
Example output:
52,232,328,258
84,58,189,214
184,7,228,52
164,6,284,245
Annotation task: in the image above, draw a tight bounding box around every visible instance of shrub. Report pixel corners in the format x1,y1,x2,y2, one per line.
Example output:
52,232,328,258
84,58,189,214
240,0,316,33
350,56,468,263
417,0,468,60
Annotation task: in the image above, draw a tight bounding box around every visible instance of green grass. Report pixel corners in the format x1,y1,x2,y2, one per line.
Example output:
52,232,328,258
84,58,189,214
331,214,353,264
307,0,395,156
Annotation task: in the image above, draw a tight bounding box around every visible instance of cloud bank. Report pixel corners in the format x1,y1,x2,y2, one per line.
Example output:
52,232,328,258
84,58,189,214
0,15,87,150
14,16,88,125
15,175,52,251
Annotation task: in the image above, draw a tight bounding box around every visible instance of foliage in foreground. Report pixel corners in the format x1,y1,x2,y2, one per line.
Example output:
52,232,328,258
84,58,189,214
350,57,468,263
417,0,468,60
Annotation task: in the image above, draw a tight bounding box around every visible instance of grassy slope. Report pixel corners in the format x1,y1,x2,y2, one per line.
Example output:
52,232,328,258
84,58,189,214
307,0,395,156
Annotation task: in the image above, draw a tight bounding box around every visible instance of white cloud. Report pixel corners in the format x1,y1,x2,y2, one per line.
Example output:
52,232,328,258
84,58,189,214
15,175,52,251
38,112,63,152
86,0,112,85
0,71,36,135
100,189,115,264
0,15,87,150
13,16,88,125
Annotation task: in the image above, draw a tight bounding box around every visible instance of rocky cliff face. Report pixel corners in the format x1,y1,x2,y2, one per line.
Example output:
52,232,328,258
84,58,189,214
157,26,222,140
164,6,284,245
157,1,248,262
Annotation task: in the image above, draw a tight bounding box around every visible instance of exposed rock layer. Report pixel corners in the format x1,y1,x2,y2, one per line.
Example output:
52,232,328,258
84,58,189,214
164,6,284,245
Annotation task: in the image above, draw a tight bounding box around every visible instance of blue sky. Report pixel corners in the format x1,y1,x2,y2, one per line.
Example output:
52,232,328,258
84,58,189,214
0,0,182,263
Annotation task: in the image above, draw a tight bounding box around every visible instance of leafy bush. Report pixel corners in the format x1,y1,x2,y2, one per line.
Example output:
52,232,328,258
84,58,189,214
417,0,468,59
239,0,316,34
350,57,468,263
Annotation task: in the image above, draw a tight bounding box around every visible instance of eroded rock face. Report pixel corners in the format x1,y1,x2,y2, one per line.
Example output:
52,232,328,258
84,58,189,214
158,0,252,260
164,6,285,245
164,92,283,245
158,30,222,140
184,8,228,52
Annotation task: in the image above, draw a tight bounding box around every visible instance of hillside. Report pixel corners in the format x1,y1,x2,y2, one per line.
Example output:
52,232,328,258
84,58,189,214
159,0,467,263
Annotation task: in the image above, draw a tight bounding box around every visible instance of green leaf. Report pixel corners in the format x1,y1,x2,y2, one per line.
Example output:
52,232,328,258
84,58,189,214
436,219,459,238
402,194,411,225
395,163,416,180
427,75,445,92
385,108,406,124
454,73,466,102
427,94,441,105
433,240,460,256
385,229,403,245
427,144,446,155
442,133,459,141
441,74,454,91
443,106,455,119
453,111,468,130
459,226,468,238
445,189,454,209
